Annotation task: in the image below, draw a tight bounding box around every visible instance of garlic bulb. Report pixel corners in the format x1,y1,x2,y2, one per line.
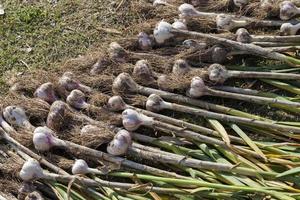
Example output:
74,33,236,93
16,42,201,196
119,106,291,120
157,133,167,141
34,82,58,104
146,94,172,112
172,19,187,30
172,59,191,75
138,32,153,50
280,1,300,20
33,126,65,151
59,72,91,93
107,129,132,155
157,75,169,91
66,89,89,109
108,42,128,62
178,3,198,17
233,0,249,7
122,109,154,131
72,159,92,175
133,60,156,83
235,28,252,43
207,64,229,84
47,101,67,131
153,21,174,44
107,96,127,112
216,14,247,31
280,22,300,35
187,77,207,98
3,106,34,131
19,159,44,182
112,73,139,94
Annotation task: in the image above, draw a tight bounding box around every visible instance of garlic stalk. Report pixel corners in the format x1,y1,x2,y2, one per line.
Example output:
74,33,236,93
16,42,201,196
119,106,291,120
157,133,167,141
207,63,300,83
153,21,300,66
121,108,267,159
19,159,185,194
111,73,290,121
236,28,300,43
31,125,184,178
145,94,300,135
187,76,300,108
107,95,244,144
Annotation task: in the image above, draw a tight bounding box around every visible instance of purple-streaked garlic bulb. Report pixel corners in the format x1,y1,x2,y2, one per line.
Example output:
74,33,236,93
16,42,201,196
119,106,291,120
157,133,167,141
109,42,128,62
33,126,66,151
233,0,249,8
178,3,198,17
46,101,67,131
235,28,252,43
157,75,169,91
153,21,174,44
107,96,127,112
280,22,300,35
138,32,153,51
34,82,58,104
172,19,187,30
112,73,139,94
133,60,156,83
172,59,191,75
280,1,300,20
216,14,246,31
187,77,207,98
72,159,100,175
122,109,154,131
59,72,91,93
207,64,229,84
66,89,89,110
3,106,35,131
107,129,132,156
19,159,44,182
146,94,172,112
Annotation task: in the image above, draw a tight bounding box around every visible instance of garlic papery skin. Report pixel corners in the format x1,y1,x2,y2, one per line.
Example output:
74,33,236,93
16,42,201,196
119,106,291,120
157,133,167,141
233,0,249,7
153,21,174,44
138,32,153,51
172,19,187,30
112,73,139,94
3,106,34,131
146,94,173,112
107,129,132,156
122,109,154,131
34,82,58,104
107,96,127,112
66,89,90,110
172,59,191,76
46,101,67,131
59,72,91,93
187,77,207,98
280,1,300,20
216,14,247,31
182,39,207,49
19,159,44,182
235,28,252,43
33,126,66,151
72,159,99,175
207,64,229,84
280,23,300,35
